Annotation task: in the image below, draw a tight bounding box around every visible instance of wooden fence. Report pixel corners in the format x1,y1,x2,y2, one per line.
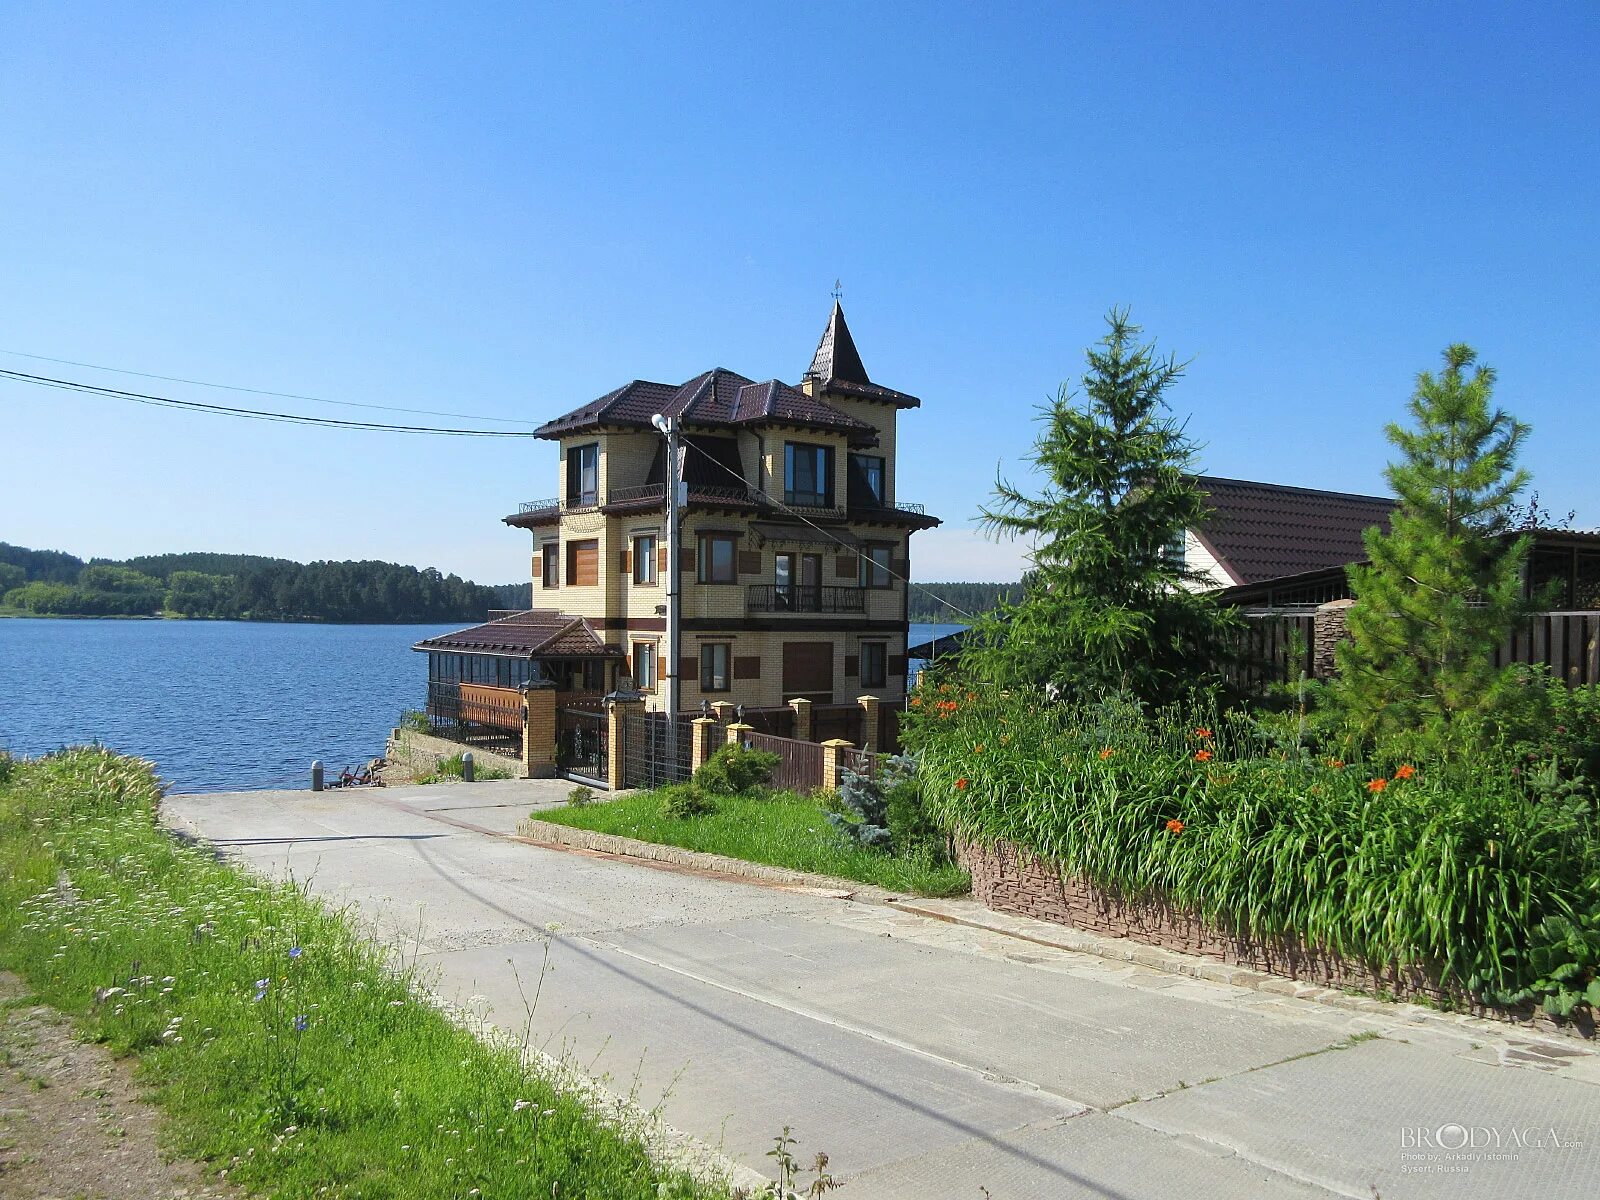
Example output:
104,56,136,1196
742,731,825,792
1495,612,1600,687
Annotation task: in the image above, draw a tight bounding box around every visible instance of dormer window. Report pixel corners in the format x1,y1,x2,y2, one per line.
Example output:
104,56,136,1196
785,442,834,508
849,454,885,507
567,443,599,507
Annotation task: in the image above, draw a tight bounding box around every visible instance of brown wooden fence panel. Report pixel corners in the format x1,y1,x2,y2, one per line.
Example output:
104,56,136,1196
838,746,883,780
1226,612,1316,693
1496,612,1600,687
742,731,824,793
459,684,525,732
813,704,864,745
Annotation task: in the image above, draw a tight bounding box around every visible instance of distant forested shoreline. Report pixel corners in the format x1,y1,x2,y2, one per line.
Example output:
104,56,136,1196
907,581,1024,624
0,543,530,624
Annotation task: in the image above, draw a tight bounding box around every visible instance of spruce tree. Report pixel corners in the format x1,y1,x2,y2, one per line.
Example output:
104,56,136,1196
966,309,1237,703
1333,344,1534,749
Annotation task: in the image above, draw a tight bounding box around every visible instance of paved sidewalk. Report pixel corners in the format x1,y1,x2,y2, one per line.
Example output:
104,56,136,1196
164,781,1600,1199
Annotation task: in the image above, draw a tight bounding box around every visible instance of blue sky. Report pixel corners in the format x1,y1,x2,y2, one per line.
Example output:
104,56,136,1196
3,2,1596,583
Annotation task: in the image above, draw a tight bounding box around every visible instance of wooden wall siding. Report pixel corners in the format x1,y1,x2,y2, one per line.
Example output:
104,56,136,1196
734,655,762,679
782,641,835,696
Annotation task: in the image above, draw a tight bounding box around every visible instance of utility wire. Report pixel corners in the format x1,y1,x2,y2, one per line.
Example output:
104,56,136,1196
0,348,538,426
679,437,984,624
0,368,540,437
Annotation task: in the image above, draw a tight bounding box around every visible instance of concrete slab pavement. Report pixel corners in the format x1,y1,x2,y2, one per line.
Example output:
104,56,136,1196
163,782,1600,1199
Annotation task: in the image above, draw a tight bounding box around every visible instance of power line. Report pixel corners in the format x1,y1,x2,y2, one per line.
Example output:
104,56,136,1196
0,347,537,427
0,368,541,437
680,438,983,624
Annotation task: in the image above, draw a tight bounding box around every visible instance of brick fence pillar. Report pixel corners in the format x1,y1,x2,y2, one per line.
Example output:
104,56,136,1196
607,692,644,790
724,721,753,749
855,695,880,751
710,701,735,725
787,697,813,741
820,738,853,789
522,682,557,779
690,716,720,773
1314,598,1356,679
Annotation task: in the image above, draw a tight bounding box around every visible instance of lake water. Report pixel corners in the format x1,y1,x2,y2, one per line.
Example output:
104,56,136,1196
0,619,963,793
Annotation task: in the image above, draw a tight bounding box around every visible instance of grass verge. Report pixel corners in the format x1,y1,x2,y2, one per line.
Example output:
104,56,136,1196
0,748,722,1199
537,788,970,897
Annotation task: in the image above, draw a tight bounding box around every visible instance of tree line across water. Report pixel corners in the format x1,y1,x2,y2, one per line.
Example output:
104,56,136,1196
0,544,529,623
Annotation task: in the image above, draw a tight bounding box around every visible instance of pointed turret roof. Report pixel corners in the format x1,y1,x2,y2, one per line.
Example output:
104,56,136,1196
800,301,921,408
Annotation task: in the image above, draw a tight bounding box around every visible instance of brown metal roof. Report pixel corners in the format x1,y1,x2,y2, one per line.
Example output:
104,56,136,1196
1191,475,1396,584
800,302,921,408
412,611,621,659
532,367,879,444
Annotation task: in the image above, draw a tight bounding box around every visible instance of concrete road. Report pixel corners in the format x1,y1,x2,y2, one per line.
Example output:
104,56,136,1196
164,780,1600,1199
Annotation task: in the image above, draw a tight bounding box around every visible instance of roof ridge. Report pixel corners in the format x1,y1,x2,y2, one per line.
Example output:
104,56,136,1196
1192,474,1395,506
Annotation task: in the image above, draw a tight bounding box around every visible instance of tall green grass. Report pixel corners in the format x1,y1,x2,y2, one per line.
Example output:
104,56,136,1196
908,688,1600,1015
0,748,721,1198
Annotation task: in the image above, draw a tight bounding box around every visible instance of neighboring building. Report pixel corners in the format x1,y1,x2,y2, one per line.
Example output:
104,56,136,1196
416,302,939,719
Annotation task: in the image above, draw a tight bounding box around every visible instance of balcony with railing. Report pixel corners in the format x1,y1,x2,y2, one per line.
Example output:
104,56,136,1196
515,487,932,523
747,584,867,614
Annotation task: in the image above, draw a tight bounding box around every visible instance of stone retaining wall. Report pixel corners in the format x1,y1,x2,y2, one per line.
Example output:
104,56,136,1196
386,730,523,780
957,836,1452,1004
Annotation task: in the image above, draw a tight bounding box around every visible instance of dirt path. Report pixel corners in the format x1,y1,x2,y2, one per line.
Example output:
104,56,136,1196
0,971,238,1199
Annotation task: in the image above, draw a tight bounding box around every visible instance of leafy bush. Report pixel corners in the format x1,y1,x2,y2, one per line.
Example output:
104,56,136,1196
828,768,891,848
694,745,779,796
398,709,431,734
883,756,948,865
660,782,716,819
0,750,13,788
906,683,1600,1016
567,785,595,808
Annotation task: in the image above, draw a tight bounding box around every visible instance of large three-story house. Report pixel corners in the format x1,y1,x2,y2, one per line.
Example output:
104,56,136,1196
415,302,940,727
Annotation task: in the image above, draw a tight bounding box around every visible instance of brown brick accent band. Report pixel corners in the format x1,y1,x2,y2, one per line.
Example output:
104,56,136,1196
957,836,1451,1004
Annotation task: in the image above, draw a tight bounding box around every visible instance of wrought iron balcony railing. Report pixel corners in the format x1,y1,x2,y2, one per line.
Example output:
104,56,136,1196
747,584,867,614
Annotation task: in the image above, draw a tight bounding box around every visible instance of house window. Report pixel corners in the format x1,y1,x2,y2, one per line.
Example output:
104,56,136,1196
541,542,560,588
567,538,599,587
633,534,657,585
632,641,657,691
700,643,731,692
698,533,737,584
1164,532,1187,568
785,442,835,508
860,642,887,688
567,443,599,507
860,544,893,589
850,454,885,506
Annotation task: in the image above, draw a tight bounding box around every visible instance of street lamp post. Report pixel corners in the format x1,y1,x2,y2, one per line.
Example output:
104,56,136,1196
651,414,683,726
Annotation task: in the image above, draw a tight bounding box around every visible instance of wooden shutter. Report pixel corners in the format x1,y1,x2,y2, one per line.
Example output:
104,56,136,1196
844,654,859,677
620,549,632,573
782,642,834,696
734,655,762,680
835,554,855,580
682,546,696,573
888,655,907,677
531,553,542,580
569,540,599,587
657,546,668,573
738,550,762,576
679,656,696,683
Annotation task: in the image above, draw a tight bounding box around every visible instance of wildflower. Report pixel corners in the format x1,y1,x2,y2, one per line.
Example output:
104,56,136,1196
1193,728,1213,740
966,692,977,702
1328,758,1345,769
955,778,970,791
1394,764,1417,780
289,946,303,959
513,1099,533,1112
910,696,922,707
1194,749,1213,763
1367,778,1387,793
999,734,1011,745
974,743,985,753
1099,748,1114,761
253,978,270,1002
293,1015,308,1032
1165,818,1185,834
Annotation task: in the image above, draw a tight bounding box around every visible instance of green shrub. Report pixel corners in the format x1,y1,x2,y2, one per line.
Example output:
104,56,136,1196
829,767,890,848
398,709,431,734
567,785,595,807
660,782,716,819
883,756,948,865
0,750,13,789
907,683,1600,1016
693,744,779,796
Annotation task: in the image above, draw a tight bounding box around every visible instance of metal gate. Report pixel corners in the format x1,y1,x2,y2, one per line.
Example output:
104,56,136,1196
621,714,695,788
557,707,608,786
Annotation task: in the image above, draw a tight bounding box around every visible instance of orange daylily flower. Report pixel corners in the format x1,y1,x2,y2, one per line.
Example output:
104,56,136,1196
1193,728,1213,740
1327,758,1345,769
974,743,985,754
1367,778,1387,793
1194,749,1213,763
955,777,969,791
1099,748,1115,760
910,696,922,707
1394,764,1417,780
1165,818,1185,834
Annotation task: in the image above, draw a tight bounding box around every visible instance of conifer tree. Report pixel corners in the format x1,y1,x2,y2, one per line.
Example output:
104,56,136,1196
965,310,1237,702
1333,344,1534,747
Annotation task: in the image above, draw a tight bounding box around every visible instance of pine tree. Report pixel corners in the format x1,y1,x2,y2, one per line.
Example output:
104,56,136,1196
1333,344,1534,749
965,309,1237,703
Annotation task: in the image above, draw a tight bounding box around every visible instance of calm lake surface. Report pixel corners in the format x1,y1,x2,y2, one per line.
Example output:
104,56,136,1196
0,619,962,793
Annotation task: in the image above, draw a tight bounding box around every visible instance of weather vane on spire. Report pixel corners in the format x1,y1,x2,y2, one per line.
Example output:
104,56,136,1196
831,278,843,303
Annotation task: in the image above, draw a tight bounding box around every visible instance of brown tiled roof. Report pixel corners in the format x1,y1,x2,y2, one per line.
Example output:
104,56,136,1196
532,367,878,444
801,301,921,409
412,611,620,659
1191,475,1396,584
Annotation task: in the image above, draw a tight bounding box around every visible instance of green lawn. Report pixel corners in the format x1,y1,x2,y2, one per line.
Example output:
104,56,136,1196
0,748,724,1199
537,789,971,897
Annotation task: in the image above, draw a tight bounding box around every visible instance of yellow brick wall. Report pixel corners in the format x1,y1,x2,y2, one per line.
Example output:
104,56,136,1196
822,395,899,505
654,627,908,714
